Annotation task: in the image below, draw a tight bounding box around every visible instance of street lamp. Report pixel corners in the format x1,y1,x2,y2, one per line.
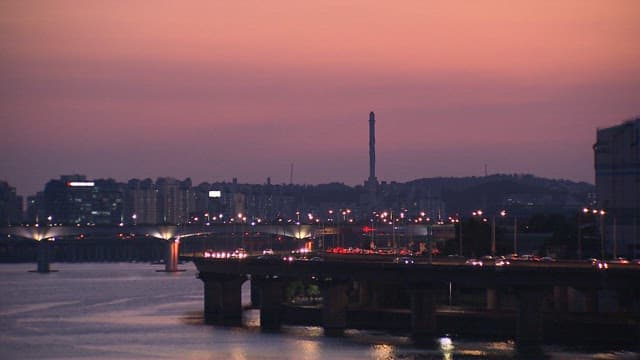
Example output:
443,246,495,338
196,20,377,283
577,207,591,260
473,209,506,256
598,209,606,259
296,211,301,246
452,216,462,256
581,207,606,259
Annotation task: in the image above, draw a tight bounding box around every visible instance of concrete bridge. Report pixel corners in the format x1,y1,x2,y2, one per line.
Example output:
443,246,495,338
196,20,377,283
194,256,640,355
0,223,439,272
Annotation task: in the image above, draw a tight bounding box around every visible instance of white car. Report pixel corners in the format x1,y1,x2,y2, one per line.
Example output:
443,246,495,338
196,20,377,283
465,259,483,266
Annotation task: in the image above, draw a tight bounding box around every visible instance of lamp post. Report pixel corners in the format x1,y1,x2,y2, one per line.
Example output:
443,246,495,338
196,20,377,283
599,209,606,260
512,216,518,255
327,210,336,248
391,210,396,252
296,211,301,246
612,216,617,259
582,207,606,259
370,211,377,250
473,209,506,257
577,207,591,260
452,216,462,256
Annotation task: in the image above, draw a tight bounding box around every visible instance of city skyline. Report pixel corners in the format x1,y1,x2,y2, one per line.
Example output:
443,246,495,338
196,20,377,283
2,1,640,197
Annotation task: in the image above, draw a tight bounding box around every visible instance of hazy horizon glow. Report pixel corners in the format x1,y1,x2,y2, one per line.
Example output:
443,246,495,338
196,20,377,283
2,1,639,196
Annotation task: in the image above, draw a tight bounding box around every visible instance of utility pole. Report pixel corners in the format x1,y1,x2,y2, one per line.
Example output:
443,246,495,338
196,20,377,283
491,215,496,256
458,219,463,256
513,217,518,255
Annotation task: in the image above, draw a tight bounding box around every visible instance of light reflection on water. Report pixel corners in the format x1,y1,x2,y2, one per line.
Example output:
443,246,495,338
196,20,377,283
0,262,636,360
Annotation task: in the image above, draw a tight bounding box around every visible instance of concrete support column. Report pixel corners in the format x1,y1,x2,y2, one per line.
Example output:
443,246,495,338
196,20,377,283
321,280,349,336
584,288,599,313
259,277,285,331
358,280,372,308
553,286,569,313
410,285,437,346
631,288,640,351
515,287,546,356
486,288,499,310
165,238,180,272
201,274,246,325
37,239,50,273
250,276,262,308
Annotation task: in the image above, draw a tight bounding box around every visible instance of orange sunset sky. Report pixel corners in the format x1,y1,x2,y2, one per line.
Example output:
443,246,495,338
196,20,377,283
2,1,639,195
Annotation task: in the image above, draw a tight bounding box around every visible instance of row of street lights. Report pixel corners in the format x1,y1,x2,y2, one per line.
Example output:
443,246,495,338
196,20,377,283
467,206,609,260
579,207,606,260
470,209,516,257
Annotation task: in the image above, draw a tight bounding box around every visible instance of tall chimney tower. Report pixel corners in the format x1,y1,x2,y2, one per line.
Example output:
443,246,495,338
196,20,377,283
368,111,377,184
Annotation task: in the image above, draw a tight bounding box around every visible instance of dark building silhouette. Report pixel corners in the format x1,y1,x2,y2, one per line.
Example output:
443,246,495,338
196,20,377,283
594,117,640,258
0,181,22,225
42,175,123,225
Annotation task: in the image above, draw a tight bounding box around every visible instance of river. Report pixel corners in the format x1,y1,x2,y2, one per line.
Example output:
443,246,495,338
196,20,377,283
0,262,636,359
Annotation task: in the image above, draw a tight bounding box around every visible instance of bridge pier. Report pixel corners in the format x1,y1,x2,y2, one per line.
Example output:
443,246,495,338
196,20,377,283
514,286,546,356
410,285,437,347
321,279,349,336
553,286,569,313
486,288,499,310
199,273,246,325
36,239,51,273
358,280,373,307
258,277,285,331
584,288,599,313
164,238,180,272
250,276,261,308
633,288,640,350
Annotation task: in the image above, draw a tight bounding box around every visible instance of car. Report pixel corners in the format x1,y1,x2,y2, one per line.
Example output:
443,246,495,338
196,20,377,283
540,256,556,262
495,257,511,267
394,257,415,264
609,257,630,264
262,248,275,255
203,249,214,258
465,258,483,266
230,248,247,259
591,259,609,270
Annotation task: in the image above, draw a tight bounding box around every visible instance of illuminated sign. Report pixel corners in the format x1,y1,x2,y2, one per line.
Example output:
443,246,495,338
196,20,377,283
208,190,221,198
67,181,95,187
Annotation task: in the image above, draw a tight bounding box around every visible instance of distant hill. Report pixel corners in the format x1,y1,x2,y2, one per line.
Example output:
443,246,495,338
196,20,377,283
404,174,594,216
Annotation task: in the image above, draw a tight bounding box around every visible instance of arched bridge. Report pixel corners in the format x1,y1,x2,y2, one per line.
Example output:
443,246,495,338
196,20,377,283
0,223,439,272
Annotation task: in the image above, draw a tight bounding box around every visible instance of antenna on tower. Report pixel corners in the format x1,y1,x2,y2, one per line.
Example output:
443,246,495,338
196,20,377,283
289,163,294,185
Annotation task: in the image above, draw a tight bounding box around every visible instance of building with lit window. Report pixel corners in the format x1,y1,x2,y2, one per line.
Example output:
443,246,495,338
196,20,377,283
42,175,123,225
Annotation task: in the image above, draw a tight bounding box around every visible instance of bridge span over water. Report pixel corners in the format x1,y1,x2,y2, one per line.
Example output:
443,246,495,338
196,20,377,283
0,224,438,272
194,256,640,355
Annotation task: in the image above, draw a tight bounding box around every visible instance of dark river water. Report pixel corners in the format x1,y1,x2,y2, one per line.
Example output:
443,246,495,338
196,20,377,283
0,262,637,359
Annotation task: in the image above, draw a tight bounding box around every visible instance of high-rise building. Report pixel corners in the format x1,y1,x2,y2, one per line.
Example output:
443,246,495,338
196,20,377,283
0,180,21,225
26,193,44,224
126,178,158,224
157,177,193,224
593,117,640,258
42,175,123,225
